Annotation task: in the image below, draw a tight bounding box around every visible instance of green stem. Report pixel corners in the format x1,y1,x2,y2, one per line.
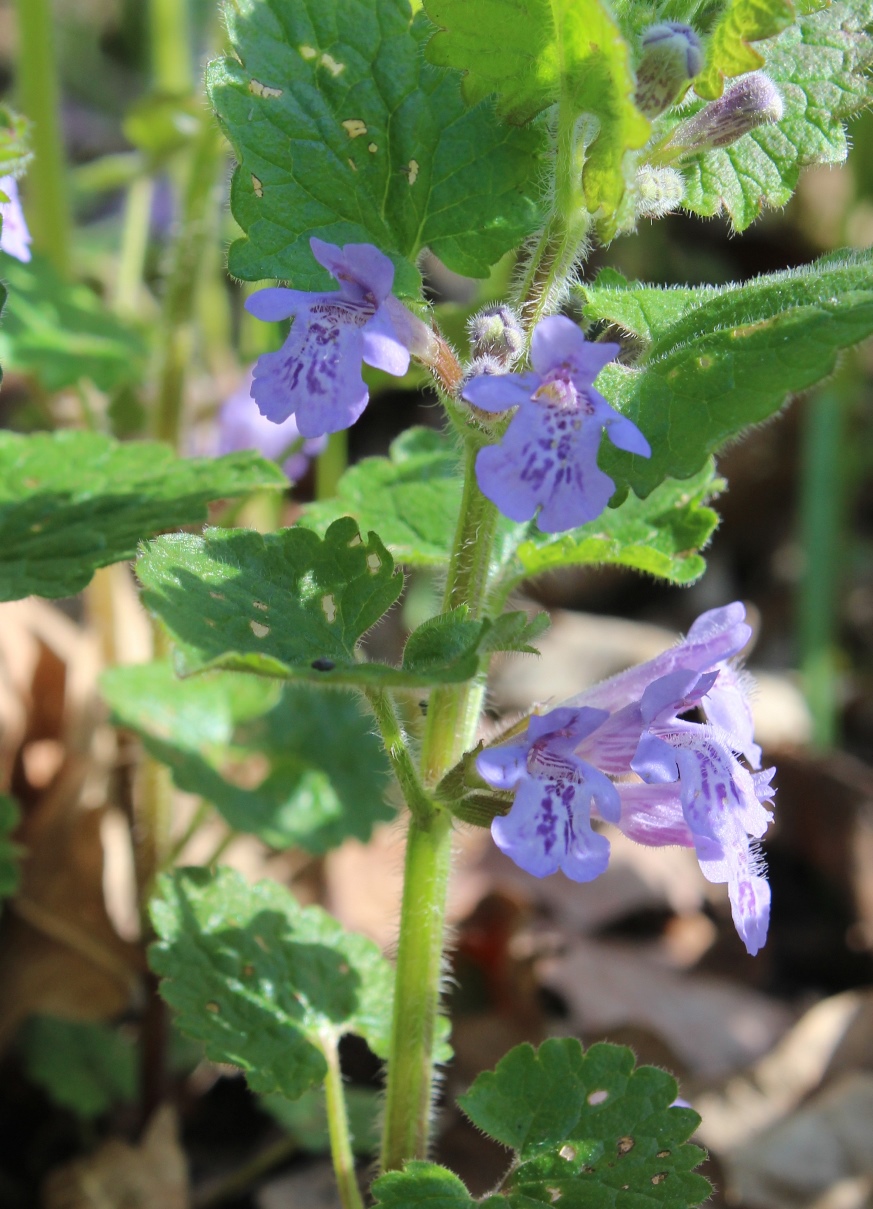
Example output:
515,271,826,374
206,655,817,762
14,0,73,274
324,1041,365,1209
114,175,155,316
365,688,434,826
380,441,499,1172
152,116,224,446
514,100,590,336
798,377,852,747
315,430,349,499
149,0,193,95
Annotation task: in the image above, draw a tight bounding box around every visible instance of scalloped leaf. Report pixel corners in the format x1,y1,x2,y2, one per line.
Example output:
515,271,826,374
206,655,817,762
694,0,795,101
149,866,394,1099
208,0,545,295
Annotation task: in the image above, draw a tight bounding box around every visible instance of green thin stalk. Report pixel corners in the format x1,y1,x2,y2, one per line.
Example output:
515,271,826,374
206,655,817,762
152,116,224,446
114,175,155,316
14,0,72,274
149,0,193,95
380,441,499,1172
324,1042,365,1209
365,688,434,826
316,430,349,499
798,378,852,747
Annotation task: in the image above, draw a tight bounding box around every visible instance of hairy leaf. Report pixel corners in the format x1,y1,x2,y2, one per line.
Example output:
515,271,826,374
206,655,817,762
694,0,795,100
0,432,286,601
0,104,31,178
593,250,873,495
373,1040,710,1207
209,0,545,294
150,866,394,1099
138,517,541,687
423,0,650,216
0,254,147,391
102,664,392,852
668,0,873,229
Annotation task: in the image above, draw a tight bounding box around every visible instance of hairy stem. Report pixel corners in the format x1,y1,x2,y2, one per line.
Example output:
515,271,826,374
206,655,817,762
14,0,72,274
380,441,499,1171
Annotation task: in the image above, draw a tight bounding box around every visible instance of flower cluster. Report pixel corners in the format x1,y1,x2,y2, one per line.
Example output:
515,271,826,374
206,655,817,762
463,316,651,533
477,603,774,955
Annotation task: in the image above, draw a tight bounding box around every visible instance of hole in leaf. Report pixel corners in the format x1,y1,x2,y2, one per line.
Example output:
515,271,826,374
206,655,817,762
587,1090,609,1106
559,1145,576,1162
347,533,363,547
321,593,337,623
250,620,270,638
617,1136,635,1155
366,553,382,572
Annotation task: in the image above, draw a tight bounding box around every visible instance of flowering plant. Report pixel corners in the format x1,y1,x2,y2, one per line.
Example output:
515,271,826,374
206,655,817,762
2,0,873,1203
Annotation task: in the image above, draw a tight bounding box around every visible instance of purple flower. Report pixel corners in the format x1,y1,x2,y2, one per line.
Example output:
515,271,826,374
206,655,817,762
477,603,775,955
479,707,621,882
245,238,434,439
217,369,327,481
0,176,31,263
463,315,651,534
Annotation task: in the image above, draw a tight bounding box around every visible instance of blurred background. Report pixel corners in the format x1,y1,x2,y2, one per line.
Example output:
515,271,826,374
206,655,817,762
1,0,873,1206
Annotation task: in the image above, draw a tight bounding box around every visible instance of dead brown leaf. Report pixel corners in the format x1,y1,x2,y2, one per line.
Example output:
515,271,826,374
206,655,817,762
41,1104,189,1209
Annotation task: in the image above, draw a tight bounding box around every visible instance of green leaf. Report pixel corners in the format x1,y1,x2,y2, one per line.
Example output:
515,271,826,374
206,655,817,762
149,866,394,1099
694,0,795,100
510,463,721,588
423,0,650,216
670,0,873,229
262,1085,380,1154
462,1039,710,1206
0,254,147,392
101,663,392,853
137,517,540,687
0,104,32,178
373,1040,710,1207
301,428,461,568
594,250,873,495
373,1162,476,1208
21,1017,137,1119
0,795,21,905
208,0,545,294
0,432,287,601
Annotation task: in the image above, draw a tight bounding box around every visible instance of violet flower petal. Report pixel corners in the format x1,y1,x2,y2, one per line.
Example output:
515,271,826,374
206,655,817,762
244,287,335,322
361,303,411,377
0,176,31,263
476,743,529,790
463,371,541,413
530,314,620,381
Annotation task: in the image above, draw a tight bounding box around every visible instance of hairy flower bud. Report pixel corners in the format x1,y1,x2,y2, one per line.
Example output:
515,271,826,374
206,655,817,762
467,304,524,368
635,22,703,117
667,72,784,154
635,165,686,219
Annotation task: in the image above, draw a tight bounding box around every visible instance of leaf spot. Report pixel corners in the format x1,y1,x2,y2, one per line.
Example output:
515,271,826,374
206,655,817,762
321,593,337,623
253,935,269,952
657,1150,671,1158
547,1190,561,1204
617,1136,635,1155
251,174,263,198
405,158,420,185
696,355,713,370
342,119,368,138
366,552,382,573
209,591,225,601
587,1089,609,1105
242,964,255,977
250,620,270,638
299,44,317,59
29,522,43,533
558,1145,577,1161
253,600,269,611
205,1001,220,1014
249,79,282,98
652,1173,669,1185
367,142,378,153
320,53,345,76
347,158,357,172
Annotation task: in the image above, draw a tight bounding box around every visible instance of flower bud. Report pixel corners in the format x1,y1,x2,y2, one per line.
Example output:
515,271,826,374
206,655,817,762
635,22,703,117
667,72,784,153
467,304,524,368
635,166,685,219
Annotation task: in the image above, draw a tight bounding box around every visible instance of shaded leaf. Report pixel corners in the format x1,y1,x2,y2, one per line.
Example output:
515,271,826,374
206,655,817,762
101,663,392,853
209,0,545,294
137,517,540,687
0,254,147,392
423,0,650,216
149,866,394,1099
22,1016,137,1119
0,795,21,905
0,431,286,601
